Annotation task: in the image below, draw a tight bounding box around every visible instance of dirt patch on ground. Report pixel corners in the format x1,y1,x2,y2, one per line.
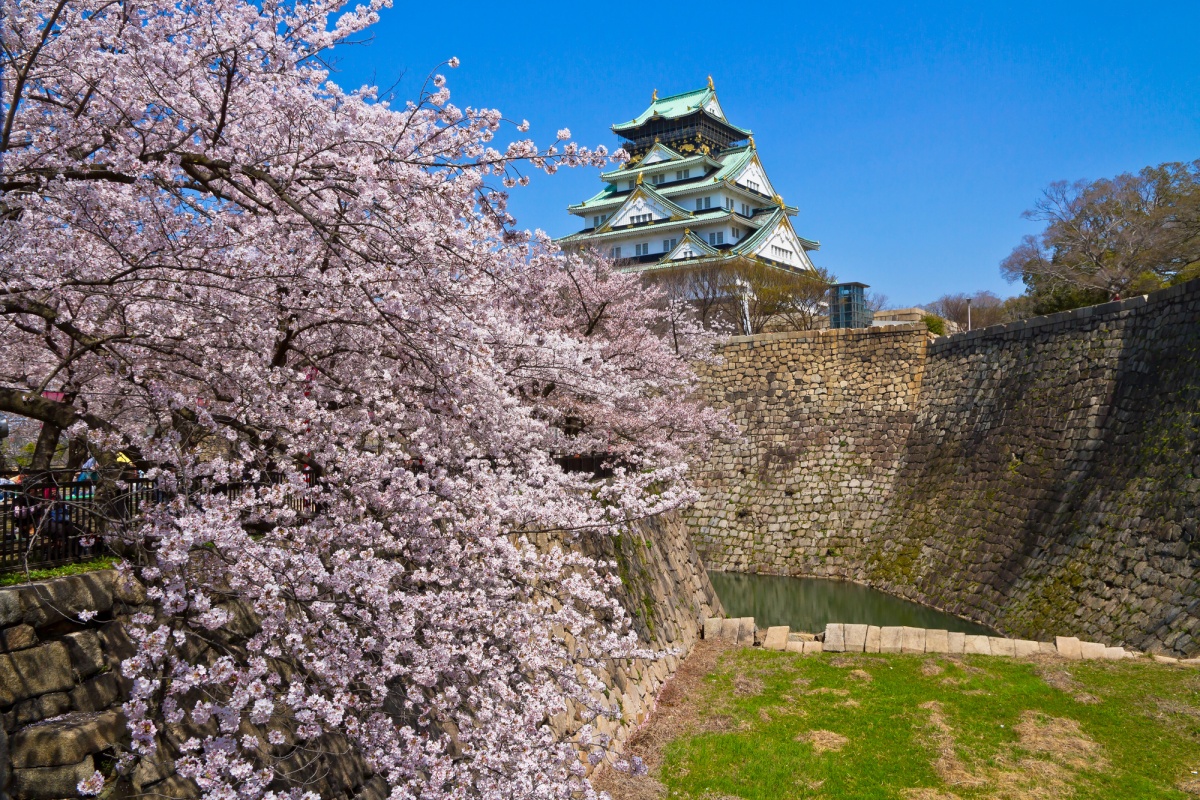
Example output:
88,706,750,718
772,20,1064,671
922,660,945,677
591,639,734,800
1073,693,1101,705
807,687,850,696
732,672,764,697
797,729,848,753
902,790,963,800
829,655,864,668
849,669,873,683
1037,667,1082,694
912,701,1106,799
1177,776,1200,796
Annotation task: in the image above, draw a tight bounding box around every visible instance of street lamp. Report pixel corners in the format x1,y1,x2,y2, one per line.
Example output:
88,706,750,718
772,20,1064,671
966,297,972,332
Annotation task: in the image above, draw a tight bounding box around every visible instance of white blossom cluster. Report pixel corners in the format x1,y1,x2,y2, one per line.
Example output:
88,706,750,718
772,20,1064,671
0,0,731,797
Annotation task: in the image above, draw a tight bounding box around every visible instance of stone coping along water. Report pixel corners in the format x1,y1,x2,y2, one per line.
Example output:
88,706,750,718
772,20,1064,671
709,571,996,636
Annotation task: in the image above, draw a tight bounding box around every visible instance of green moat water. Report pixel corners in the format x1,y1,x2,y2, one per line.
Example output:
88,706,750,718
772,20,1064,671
709,572,996,636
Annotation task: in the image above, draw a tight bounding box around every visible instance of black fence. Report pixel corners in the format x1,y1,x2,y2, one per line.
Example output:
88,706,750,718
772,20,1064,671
0,471,158,575
0,469,315,576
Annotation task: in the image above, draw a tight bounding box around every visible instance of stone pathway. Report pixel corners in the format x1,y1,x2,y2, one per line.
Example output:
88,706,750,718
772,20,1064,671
702,617,1200,665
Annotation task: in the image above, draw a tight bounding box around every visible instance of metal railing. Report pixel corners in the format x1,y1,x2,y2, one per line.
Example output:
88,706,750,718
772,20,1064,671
0,471,158,574
0,469,314,575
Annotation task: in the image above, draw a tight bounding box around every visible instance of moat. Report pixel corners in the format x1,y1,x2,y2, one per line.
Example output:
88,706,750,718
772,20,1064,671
709,572,997,635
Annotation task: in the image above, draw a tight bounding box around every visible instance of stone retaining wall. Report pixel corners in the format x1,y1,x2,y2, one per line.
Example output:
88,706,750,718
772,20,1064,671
0,512,721,798
688,279,1200,657
685,325,929,574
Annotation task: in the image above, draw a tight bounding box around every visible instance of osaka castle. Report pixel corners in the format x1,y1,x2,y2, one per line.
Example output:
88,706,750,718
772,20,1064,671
556,78,819,276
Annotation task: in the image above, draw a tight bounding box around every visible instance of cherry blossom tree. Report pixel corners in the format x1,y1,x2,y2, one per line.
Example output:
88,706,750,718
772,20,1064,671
0,0,729,797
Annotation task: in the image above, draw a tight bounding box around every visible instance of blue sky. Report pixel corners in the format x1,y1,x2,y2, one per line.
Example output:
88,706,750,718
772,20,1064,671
332,1,1199,307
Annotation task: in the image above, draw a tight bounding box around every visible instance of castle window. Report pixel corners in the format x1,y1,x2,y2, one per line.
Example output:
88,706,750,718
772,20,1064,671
771,244,792,261
732,227,742,240
593,215,602,228
740,203,751,216
653,173,665,185
709,231,724,245
676,169,690,180
695,197,711,211
746,179,761,192
635,243,650,256
663,238,678,252
610,246,622,259
724,197,733,210
630,213,652,224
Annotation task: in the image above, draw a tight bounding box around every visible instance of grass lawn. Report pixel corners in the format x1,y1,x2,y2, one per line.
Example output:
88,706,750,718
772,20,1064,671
596,641,1200,799
0,556,118,587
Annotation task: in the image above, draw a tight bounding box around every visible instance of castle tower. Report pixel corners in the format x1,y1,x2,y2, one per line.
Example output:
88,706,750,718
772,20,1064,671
556,79,820,276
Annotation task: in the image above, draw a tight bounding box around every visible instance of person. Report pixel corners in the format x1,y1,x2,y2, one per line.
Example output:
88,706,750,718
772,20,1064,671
75,456,99,483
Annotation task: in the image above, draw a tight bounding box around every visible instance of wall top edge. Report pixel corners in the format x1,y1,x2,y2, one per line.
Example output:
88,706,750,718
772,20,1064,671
725,323,927,346
929,277,1199,352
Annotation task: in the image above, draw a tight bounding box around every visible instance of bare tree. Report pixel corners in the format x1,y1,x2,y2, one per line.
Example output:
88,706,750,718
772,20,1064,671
1001,160,1200,312
925,291,1008,329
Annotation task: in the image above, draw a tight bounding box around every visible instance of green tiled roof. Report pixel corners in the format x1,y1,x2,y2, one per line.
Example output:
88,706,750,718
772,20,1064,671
567,184,622,212
600,152,720,183
612,86,752,137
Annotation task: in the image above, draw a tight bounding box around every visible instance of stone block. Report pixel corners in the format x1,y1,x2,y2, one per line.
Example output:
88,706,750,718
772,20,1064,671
1055,636,1083,660
0,588,22,626
764,626,789,651
70,672,124,714
1079,641,1106,660
786,640,804,653
880,627,903,654
989,638,1016,657
824,623,845,652
843,624,868,653
925,629,949,654
964,635,992,655
1038,642,1058,656
0,642,74,705
736,618,756,646
865,626,882,653
61,630,106,679
98,621,137,667
10,755,95,800
1102,647,1126,660
901,627,926,654
947,632,966,654
1013,640,1040,658
1179,658,1200,667
719,618,740,642
10,709,127,768
135,774,199,800
18,573,113,628
803,641,824,655
3,691,71,731
1152,655,1179,665
0,624,37,652
702,617,723,640
113,572,148,604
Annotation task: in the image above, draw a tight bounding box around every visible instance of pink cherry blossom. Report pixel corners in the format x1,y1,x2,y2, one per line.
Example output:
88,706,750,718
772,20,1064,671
0,0,731,797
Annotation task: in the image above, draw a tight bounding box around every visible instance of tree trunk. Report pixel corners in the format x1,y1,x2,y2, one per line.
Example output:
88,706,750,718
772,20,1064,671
30,421,61,470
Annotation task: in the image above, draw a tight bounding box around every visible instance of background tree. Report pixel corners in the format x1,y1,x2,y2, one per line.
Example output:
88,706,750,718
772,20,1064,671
925,291,1008,329
0,0,730,797
1001,160,1200,313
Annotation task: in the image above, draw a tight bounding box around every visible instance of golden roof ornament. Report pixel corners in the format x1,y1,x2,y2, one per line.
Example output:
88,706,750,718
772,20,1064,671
749,135,756,149
773,193,785,206
652,88,658,102
636,171,644,185
707,75,715,90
